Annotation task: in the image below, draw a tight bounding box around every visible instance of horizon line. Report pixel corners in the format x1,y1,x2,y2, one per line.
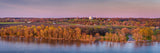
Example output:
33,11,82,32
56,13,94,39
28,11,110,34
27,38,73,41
0,16,160,18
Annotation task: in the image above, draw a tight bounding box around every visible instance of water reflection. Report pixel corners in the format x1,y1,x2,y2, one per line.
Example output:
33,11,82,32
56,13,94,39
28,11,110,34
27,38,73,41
1,37,159,48
134,41,154,48
0,37,93,48
0,37,160,53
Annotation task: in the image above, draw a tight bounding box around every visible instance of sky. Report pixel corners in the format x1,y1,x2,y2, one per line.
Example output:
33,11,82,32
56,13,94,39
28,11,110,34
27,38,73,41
0,0,160,18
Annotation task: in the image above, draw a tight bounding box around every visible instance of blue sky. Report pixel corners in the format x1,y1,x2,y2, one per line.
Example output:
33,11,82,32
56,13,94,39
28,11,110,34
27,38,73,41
0,0,160,17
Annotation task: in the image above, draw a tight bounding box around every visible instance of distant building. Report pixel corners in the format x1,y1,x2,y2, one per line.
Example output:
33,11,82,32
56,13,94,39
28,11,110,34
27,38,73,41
108,19,110,21
53,21,56,24
155,26,159,29
89,16,93,20
26,21,32,23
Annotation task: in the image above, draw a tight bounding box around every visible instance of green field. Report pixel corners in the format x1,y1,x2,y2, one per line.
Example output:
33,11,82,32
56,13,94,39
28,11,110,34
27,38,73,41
0,22,24,24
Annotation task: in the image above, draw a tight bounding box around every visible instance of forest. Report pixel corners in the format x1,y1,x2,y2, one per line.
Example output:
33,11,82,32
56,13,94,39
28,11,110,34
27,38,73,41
0,25,160,42
0,17,160,42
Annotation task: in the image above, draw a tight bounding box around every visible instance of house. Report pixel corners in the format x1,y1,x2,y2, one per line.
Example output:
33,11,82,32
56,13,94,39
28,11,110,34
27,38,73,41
53,21,56,24
108,19,110,21
26,21,32,23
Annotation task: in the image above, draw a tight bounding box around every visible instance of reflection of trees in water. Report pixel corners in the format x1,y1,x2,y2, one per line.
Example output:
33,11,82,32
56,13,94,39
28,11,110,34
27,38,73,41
105,42,126,48
105,41,160,48
134,41,157,48
0,37,93,48
1,37,160,48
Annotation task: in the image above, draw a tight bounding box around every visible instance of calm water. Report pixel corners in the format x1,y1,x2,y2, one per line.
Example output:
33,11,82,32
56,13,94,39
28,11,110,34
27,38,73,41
0,37,160,53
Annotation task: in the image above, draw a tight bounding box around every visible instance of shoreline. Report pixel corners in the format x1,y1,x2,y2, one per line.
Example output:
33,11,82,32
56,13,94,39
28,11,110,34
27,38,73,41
1,36,159,42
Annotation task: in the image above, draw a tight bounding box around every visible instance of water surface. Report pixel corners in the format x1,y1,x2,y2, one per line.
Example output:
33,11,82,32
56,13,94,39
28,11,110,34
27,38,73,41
0,37,160,53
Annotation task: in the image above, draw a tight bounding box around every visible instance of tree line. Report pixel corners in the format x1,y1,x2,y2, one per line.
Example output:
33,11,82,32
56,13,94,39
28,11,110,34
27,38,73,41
0,25,160,41
0,18,160,27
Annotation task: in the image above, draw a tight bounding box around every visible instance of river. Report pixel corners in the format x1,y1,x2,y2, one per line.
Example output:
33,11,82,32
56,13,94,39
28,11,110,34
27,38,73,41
0,37,160,53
